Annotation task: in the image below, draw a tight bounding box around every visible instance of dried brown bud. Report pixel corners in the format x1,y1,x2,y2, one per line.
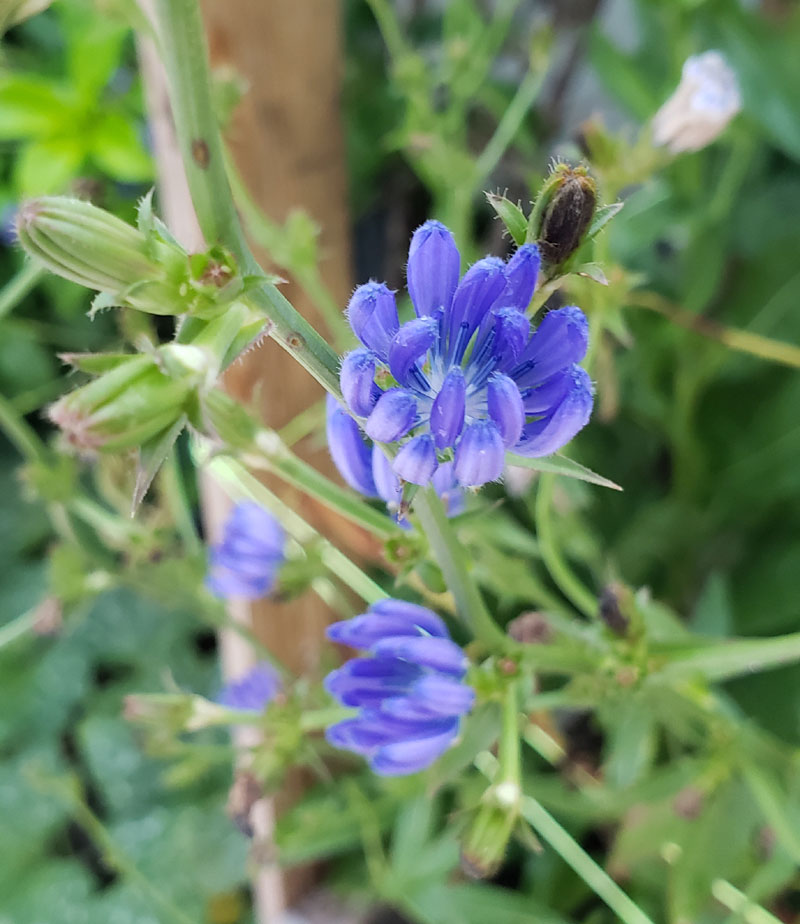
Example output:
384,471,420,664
507,611,553,645
536,165,597,268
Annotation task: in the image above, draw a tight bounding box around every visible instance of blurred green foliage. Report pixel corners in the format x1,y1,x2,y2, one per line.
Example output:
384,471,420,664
3,0,800,922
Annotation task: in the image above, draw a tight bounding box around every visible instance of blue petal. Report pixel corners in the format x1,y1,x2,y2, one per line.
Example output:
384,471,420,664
393,434,438,485
429,367,466,450
325,658,421,707
521,368,573,414
514,367,594,457
225,503,285,551
327,714,457,758
487,373,525,447
206,570,272,600
454,421,505,487
364,389,418,443
371,635,468,676
340,349,379,416
447,257,506,363
388,317,437,386
511,306,589,388
347,282,400,360
370,720,460,775
326,397,378,497
372,444,402,505
383,676,475,719
407,220,460,318
369,599,449,637
501,243,540,312
327,606,447,649
219,663,281,712
491,307,530,369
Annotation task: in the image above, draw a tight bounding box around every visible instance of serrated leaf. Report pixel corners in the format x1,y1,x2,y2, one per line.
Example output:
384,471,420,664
588,201,624,239
89,291,120,318
505,453,623,491
133,416,187,512
136,188,156,237
486,193,528,246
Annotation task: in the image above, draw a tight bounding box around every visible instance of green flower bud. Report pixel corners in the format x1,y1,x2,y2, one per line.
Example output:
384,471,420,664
530,164,597,270
16,197,182,315
460,781,521,879
48,351,198,452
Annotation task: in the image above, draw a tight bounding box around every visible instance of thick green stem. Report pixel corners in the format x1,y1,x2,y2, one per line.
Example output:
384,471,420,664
414,487,510,651
0,261,44,320
207,455,388,606
520,796,656,924
0,390,48,462
151,0,342,396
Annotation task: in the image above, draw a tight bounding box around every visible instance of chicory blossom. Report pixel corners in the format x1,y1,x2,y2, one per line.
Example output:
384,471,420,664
339,222,593,490
326,395,464,518
219,662,281,712
206,502,285,600
324,599,475,775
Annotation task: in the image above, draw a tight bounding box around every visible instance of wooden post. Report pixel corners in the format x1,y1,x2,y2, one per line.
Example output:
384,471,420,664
138,1,354,918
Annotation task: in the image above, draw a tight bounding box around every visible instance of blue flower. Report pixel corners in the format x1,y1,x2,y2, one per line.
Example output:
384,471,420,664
340,222,594,489
219,662,281,712
326,396,464,519
324,599,475,775
206,502,285,600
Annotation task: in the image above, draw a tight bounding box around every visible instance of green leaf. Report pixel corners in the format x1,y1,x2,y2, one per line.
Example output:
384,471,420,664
411,882,572,924
14,137,85,196
133,415,188,512
90,112,153,182
741,763,800,864
486,192,528,246
587,201,624,239
602,697,657,790
651,631,800,683
0,76,73,139
505,453,623,491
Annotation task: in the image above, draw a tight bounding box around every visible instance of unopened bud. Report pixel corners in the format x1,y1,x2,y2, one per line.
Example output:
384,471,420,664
16,197,181,314
531,164,597,270
49,352,196,452
652,51,741,154
460,783,520,879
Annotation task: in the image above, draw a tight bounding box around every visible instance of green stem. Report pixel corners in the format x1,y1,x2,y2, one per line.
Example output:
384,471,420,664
535,473,596,619
497,681,521,785
474,69,543,186
0,261,44,320
151,0,342,396
712,880,783,924
207,455,387,605
414,487,510,651
520,796,656,924
0,390,48,462
161,446,202,555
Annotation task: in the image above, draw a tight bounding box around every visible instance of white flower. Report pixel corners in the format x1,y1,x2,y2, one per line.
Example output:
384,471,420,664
652,51,742,154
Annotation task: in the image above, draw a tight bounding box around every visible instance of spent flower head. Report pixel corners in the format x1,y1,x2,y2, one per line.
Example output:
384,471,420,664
324,599,475,775
207,502,286,600
339,221,593,491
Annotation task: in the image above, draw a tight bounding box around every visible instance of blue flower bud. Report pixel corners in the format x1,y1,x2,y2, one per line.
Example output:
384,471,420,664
347,281,400,359
219,663,281,712
487,373,525,447
364,388,418,443
430,367,466,450
341,348,379,416
326,397,378,497
447,257,506,363
500,243,540,312
206,503,286,600
371,445,402,505
388,316,437,386
512,306,589,387
407,220,460,318
324,599,474,775
393,434,438,485
454,421,505,486
515,367,594,457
